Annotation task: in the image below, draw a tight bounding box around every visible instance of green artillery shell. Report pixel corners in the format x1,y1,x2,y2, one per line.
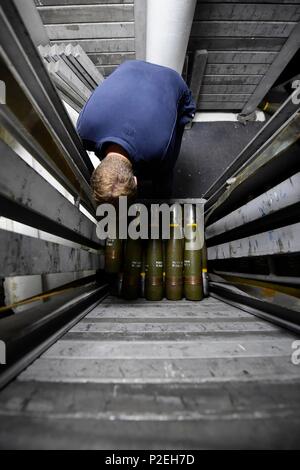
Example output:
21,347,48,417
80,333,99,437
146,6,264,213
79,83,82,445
117,273,123,297
259,100,281,115
166,205,183,300
122,238,142,300
162,239,166,293
139,243,146,298
145,239,164,301
105,237,122,273
183,205,204,301
202,242,209,297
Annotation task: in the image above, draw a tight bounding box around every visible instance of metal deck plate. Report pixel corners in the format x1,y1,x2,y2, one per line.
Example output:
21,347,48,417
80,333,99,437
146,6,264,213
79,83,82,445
0,296,300,449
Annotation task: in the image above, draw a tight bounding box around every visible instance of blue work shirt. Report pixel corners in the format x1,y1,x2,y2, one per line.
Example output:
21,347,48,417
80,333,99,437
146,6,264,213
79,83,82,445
77,60,196,179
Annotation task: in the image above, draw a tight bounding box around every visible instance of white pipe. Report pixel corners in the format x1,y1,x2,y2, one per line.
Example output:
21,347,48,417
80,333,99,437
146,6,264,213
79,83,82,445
146,0,197,74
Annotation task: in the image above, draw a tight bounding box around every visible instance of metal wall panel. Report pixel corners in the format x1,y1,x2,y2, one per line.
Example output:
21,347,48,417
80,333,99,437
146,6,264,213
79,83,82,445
50,38,135,53
208,222,300,260
206,173,300,240
0,230,101,277
0,139,100,250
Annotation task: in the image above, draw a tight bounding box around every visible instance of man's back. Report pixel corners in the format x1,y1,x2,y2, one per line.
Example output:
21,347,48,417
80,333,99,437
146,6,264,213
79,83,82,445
77,60,195,178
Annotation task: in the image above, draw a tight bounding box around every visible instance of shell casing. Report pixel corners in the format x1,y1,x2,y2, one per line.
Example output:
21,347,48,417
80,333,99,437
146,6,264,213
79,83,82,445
202,242,209,297
122,238,142,300
105,237,122,273
139,244,147,298
145,239,164,301
165,204,184,300
117,273,123,297
183,205,204,301
166,229,184,301
183,249,203,301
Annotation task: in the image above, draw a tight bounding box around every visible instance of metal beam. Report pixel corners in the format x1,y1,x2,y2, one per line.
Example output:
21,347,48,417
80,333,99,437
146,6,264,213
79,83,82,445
51,38,135,54
70,45,104,86
188,37,285,52
191,21,296,38
193,3,300,22
37,3,134,23
0,230,101,277
204,90,300,210
0,139,100,250
52,60,92,102
182,54,189,83
14,0,49,46
206,172,300,240
0,283,108,390
60,93,82,114
210,285,300,335
0,80,5,104
134,0,147,60
46,63,86,108
213,270,300,287
1,59,94,212
208,222,300,260
190,50,208,109
46,22,135,40
210,273,300,300
205,111,300,224
0,104,81,200
39,44,97,92
241,23,300,117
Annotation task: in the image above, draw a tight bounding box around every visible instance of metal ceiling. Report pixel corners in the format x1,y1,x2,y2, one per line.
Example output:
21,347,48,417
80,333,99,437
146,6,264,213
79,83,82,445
35,0,300,115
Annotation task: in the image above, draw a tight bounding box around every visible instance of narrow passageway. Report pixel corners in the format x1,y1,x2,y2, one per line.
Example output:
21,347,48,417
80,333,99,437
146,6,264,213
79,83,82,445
0,296,299,449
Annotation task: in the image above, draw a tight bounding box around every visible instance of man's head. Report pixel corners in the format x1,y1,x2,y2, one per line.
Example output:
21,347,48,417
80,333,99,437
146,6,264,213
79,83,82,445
91,154,137,206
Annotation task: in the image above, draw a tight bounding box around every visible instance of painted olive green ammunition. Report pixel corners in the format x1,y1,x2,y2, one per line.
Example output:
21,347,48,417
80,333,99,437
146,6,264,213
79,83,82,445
166,204,183,300
183,205,203,301
139,243,146,298
145,239,164,301
162,239,166,293
122,238,142,300
117,272,123,297
259,100,281,115
202,241,209,297
105,237,122,273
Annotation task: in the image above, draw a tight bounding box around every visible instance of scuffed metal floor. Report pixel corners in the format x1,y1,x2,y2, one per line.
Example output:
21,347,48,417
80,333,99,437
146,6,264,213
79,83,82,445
0,297,300,449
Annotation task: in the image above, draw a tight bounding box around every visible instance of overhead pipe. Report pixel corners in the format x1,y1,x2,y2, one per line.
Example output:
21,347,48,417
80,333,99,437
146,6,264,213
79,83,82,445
146,0,197,74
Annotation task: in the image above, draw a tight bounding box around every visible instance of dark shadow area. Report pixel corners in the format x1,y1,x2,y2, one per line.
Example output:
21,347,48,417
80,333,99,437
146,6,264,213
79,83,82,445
173,121,265,198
